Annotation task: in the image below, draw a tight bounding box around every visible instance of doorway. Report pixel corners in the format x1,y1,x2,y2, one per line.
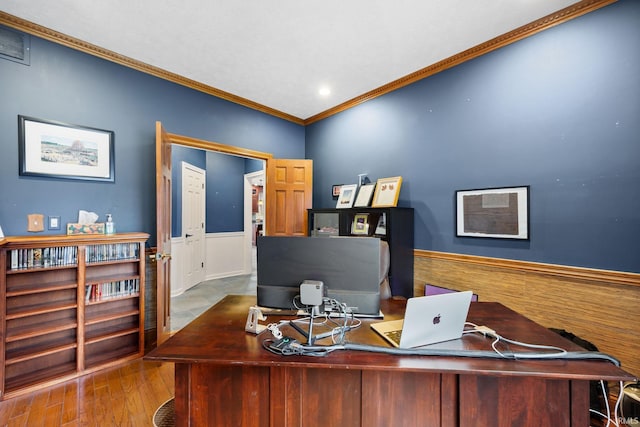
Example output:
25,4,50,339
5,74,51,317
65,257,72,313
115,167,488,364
156,123,312,343
169,154,265,331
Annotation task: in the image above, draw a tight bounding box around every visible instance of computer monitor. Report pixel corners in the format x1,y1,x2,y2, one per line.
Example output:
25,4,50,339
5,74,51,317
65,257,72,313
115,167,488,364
256,236,382,315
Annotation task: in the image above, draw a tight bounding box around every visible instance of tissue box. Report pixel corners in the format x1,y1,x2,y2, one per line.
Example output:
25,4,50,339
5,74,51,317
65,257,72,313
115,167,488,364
66,223,106,235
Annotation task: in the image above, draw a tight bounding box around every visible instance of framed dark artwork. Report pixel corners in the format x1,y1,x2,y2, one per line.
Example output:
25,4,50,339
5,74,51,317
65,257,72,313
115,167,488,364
18,115,115,182
456,186,529,240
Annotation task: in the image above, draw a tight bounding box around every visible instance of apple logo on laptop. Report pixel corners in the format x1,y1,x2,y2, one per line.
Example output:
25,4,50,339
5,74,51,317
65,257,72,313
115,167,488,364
433,314,441,325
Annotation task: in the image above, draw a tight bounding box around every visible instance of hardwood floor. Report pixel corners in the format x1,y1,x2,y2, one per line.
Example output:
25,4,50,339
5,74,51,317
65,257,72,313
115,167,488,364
0,359,174,427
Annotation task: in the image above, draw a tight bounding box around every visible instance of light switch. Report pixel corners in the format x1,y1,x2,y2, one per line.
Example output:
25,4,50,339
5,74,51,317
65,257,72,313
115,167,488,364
49,216,61,230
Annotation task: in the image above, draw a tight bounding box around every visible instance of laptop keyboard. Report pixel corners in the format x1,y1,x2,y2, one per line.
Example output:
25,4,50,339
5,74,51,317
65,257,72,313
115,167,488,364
384,330,402,346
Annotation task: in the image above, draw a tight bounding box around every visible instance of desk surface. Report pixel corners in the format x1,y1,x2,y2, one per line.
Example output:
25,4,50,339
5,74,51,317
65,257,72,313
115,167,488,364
146,295,634,382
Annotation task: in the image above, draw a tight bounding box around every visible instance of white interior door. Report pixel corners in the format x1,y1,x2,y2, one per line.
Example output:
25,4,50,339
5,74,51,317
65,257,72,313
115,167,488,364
182,162,206,290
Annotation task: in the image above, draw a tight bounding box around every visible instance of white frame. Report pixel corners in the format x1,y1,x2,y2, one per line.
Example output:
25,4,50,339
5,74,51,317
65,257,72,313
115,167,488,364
336,184,358,208
353,184,376,207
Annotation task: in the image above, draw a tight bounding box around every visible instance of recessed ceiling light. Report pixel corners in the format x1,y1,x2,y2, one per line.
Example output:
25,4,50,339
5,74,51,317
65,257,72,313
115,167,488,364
318,86,331,97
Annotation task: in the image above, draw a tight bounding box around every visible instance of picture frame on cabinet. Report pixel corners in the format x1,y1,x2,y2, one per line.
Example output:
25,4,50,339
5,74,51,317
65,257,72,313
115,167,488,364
332,184,343,198
353,183,376,207
336,184,358,208
456,185,529,240
372,176,402,207
351,213,370,235
18,115,115,182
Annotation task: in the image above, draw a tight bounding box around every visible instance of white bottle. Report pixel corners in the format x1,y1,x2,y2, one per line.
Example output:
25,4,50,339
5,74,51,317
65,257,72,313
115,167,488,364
105,214,116,235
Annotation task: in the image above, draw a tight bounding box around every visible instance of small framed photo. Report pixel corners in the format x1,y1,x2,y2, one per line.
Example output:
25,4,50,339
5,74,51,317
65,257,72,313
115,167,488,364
332,184,343,198
18,115,115,182
372,176,402,207
456,186,529,239
353,184,376,208
336,184,358,208
351,213,370,235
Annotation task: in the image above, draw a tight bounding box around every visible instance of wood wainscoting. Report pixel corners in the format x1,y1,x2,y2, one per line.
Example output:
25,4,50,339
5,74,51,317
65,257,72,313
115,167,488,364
414,250,640,377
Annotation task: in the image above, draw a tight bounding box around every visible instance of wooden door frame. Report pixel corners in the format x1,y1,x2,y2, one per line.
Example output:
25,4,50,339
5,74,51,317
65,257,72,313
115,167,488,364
156,130,273,343
165,131,273,227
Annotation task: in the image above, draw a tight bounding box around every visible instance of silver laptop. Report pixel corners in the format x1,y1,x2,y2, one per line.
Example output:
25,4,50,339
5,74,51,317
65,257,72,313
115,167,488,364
371,291,473,348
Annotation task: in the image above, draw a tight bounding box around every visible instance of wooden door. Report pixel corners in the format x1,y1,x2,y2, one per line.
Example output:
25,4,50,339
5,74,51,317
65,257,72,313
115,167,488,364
265,159,313,236
155,121,172,345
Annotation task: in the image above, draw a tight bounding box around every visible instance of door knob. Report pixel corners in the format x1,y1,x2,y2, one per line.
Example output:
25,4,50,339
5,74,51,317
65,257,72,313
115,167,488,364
185,233,193,238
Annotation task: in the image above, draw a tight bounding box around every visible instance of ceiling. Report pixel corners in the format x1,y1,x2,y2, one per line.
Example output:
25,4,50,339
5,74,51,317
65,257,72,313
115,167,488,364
1,0,585,121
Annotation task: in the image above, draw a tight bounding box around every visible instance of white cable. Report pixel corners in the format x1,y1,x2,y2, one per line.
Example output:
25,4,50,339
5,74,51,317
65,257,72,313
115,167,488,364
471,325,568,360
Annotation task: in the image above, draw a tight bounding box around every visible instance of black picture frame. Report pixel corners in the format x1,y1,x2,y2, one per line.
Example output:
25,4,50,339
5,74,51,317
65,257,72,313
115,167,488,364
456,186,529,240
332,184,343,198
18,115,115,182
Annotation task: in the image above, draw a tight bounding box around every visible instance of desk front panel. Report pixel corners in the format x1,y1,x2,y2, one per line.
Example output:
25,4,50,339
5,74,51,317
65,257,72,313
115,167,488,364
174,362,593,427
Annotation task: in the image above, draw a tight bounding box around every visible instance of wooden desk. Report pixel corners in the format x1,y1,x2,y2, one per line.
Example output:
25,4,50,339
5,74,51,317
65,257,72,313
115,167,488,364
145,295,635,427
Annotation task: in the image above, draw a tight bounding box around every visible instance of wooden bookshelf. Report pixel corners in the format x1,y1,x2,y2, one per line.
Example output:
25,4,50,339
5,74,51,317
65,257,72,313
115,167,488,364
0,232,148,400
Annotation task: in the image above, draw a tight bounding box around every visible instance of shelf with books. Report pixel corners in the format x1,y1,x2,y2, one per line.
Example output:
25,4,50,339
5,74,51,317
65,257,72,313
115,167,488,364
0,232,148,399
85,278,140,303
84,297,140,322
8,246,77,270
85,242,140,264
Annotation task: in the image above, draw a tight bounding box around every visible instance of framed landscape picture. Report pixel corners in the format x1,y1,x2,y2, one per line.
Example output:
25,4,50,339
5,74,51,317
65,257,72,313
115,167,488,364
336,184,358,208
18,115,115,182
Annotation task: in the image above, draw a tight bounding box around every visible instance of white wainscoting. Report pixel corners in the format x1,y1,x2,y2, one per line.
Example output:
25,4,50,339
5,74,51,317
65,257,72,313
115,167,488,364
170,237,185,297
170,232,249,297
205,232,247,280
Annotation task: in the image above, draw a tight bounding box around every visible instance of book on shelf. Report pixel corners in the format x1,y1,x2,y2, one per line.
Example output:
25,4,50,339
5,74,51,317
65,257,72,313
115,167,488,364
85,278,140,302
85,243,140,263
9,246,77,270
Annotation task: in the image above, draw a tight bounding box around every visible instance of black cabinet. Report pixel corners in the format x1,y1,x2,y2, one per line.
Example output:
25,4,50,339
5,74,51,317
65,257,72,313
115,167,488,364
307,208,414,298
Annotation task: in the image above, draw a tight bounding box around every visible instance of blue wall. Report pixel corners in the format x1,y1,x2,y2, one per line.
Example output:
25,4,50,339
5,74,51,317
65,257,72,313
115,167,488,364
306,0,640,273
171,147,263,237
1,1,638,273
205,151,245,233
0,33,304,245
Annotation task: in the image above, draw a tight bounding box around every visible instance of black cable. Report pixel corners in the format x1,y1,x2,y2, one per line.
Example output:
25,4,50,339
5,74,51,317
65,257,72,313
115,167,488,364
264,339,621,366
342,343,621,365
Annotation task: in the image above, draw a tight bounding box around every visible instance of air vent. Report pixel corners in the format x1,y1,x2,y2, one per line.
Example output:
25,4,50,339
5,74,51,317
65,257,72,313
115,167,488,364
0,25,30,65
